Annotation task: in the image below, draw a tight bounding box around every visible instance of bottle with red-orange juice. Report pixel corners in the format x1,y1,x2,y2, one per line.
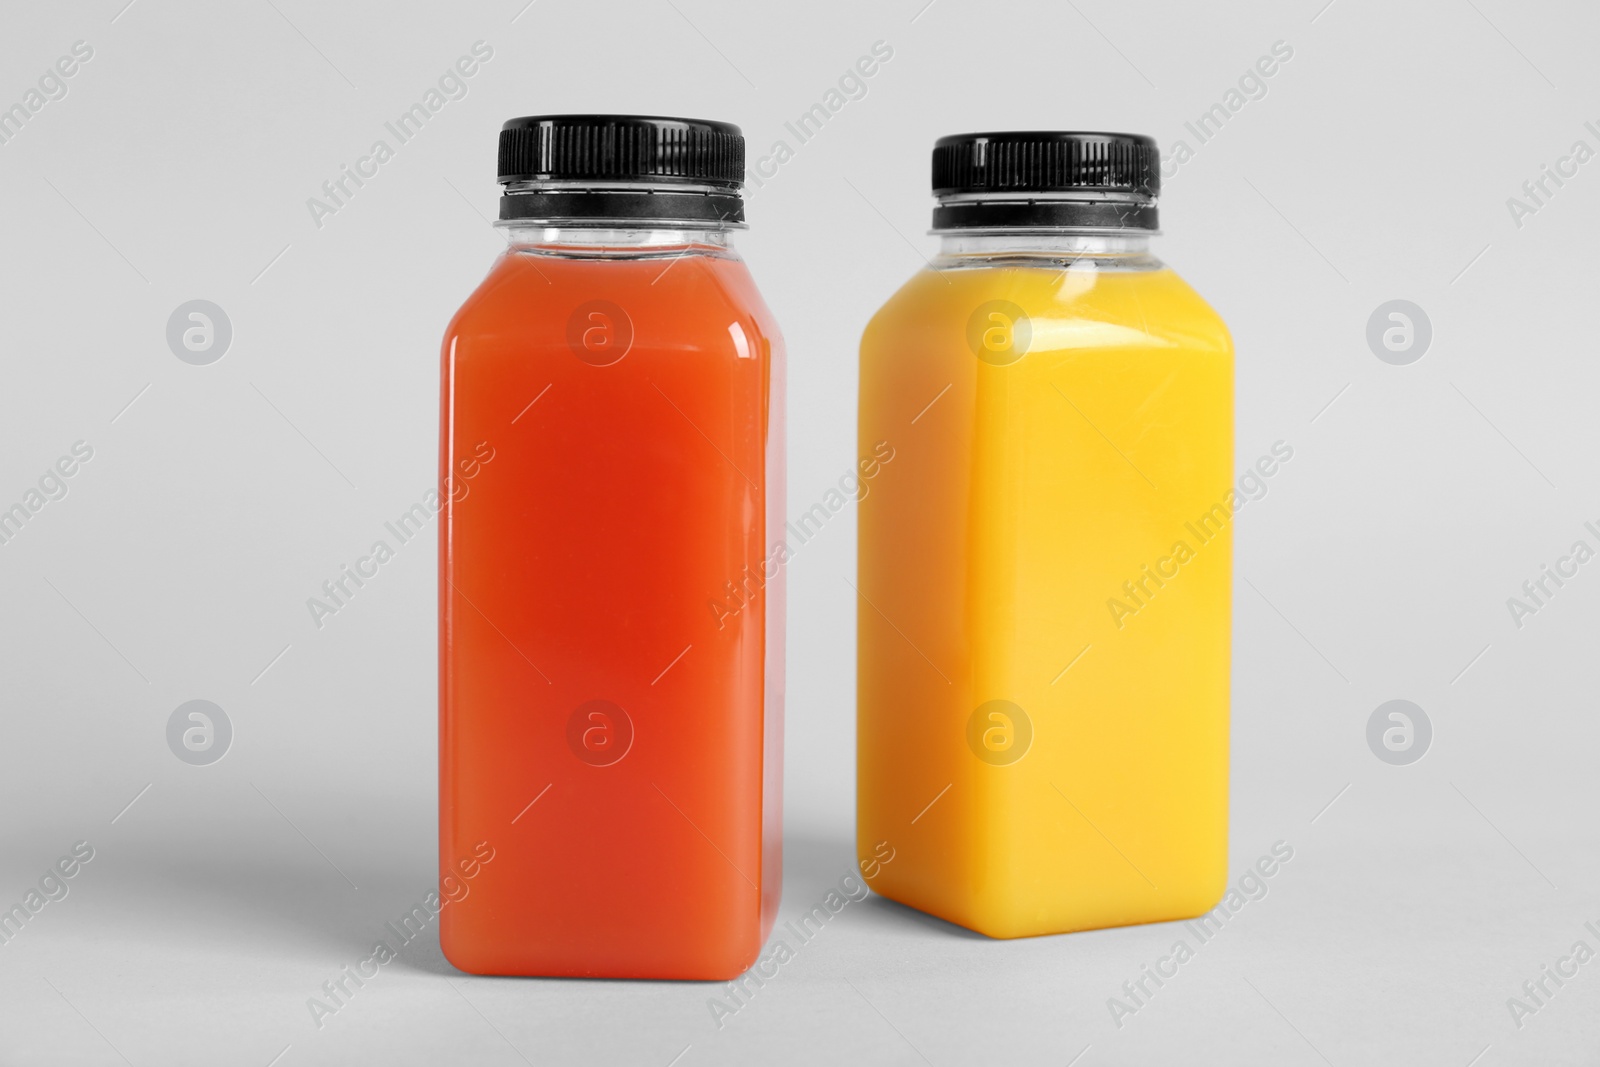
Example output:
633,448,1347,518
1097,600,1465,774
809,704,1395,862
439,115,784,979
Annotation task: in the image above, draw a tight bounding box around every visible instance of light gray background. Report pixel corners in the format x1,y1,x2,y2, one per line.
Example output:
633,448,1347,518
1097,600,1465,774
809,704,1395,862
2,0,1597,1063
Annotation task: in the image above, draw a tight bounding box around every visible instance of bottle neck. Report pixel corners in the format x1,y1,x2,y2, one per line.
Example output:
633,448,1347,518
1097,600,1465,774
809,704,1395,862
499,224,735,259
498,179,746,231
934,230,1159,271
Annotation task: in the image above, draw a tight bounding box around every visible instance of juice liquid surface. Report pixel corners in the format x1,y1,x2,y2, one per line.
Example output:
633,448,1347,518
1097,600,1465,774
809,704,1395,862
858,261,1233,938
440,244,783,978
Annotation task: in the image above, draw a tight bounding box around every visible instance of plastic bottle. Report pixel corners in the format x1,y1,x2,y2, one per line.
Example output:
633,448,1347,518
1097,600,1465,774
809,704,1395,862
440,115,784,977
857,131,1233,938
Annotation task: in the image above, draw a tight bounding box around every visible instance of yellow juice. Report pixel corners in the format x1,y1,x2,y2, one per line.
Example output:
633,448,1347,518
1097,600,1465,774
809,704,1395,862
857,256,1234,938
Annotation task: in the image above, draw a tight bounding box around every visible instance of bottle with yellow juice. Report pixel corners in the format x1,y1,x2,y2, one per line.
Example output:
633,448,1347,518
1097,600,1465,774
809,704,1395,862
857,132,1233,938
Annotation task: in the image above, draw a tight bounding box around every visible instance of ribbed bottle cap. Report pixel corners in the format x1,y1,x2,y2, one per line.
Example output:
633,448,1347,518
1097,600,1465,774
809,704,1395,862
931,131,1160,231
497,115,745,226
